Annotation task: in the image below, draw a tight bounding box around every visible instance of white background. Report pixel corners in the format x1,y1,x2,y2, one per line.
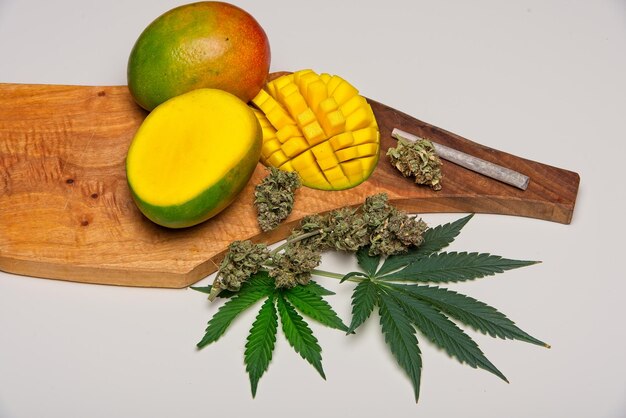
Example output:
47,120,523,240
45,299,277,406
1,1,625,417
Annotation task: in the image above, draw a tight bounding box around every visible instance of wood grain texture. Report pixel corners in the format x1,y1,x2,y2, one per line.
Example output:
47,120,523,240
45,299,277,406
0,80,579,288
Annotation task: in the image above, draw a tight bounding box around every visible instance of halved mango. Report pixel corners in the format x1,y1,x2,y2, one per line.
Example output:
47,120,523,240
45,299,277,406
126,88,261,228
250,70,380,190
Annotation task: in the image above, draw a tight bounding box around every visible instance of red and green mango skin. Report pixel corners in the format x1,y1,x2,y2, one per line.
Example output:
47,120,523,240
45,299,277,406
127,128,262,229
128,1,270,111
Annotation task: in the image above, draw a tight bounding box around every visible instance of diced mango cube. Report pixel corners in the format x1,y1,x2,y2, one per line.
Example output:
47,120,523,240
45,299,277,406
329,132,354,150
262,126,277,141
342,159,364,182
283,91,308,117
253,109,272,128
293,69,314,83
278,83,299,103
290,150,316,172
323,165,352,190
298,165,331,189
360,156,378,173
265,82,277,98
323,165,347,182
335,146,360,162
252,89,271,107
297,72,320,97
302,121,326,146
326,75,344,95
345,105,374,131
318,97,339,114
329,176,352,190
356,143,378,157
331,80,359,105
318,109,346,137
261,138,282,159
279,160,295,172
296,108,317,129
316,154,339,171
339,95,367,117
266,106,295,130
267,149,289,167
282,136,309,157
319,73,332,84
276,124,302,143
306,79,328,112
352,127,379,145
311,141,334,160
273,74,294,91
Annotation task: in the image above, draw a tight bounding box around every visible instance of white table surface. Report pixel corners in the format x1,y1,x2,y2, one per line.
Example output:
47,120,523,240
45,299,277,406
1,1,625,417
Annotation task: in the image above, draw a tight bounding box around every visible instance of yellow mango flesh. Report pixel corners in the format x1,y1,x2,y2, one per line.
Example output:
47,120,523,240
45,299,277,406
251,70,379,190
126,88,261,228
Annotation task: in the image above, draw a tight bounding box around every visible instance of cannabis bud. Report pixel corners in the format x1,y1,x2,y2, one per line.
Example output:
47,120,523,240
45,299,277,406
269,242,322,289
387,138,443,190
369,208,428,256
255,167,301,232
290,214,329,249
362,193,394,228
363,193,428,256
214,240,270,292
325,207,370,252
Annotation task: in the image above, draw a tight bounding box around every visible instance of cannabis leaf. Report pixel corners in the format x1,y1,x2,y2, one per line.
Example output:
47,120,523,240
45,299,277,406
245,296,278,397
378,289,423,402
416,213,474,256
390,283,548,347
348,279,378,333
389,290,507,381
356,247,380,276
303,280,336,296
197,273,345,396
277,293,326,379
342,214,547,402
197,273,274,348
284,285,348,331
380,252,539,282
376,214,473,276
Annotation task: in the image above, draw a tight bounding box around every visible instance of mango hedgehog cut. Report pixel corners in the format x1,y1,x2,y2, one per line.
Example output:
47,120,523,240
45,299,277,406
251,70,380,190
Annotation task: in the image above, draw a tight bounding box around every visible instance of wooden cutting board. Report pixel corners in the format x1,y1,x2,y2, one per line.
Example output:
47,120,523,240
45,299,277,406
0,78,579,288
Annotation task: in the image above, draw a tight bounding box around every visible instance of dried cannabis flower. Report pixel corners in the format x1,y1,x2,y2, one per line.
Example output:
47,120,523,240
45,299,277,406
269,242,322,289
214,240,270,291
255,167,301,232
369,207,428,256
289,208,369,253
362,193,394,229
325,207,370,252
363,193,428,256
387,138,443,190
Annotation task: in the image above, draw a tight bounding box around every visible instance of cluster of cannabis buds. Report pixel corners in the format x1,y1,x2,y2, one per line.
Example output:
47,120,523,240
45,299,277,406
254,167,301,232
387,137,443,190
211,193,427,296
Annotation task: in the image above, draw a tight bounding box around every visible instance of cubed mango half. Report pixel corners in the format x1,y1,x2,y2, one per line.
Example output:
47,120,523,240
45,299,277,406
250,70,379,190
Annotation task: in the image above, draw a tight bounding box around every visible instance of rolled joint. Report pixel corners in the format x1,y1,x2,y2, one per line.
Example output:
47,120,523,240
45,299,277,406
391,129,530,191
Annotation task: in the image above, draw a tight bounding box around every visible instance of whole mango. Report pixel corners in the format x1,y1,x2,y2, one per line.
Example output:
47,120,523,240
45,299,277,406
128,1,270,111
